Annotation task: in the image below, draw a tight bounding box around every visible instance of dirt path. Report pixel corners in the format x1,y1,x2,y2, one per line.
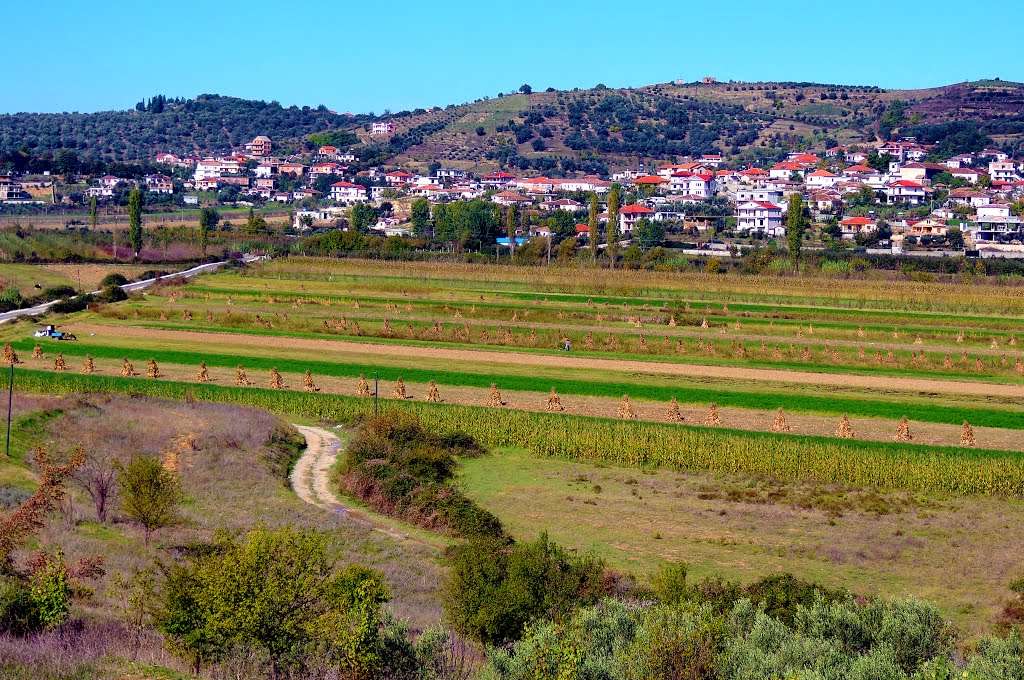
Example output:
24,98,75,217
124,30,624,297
290,425,438,547
70,322,1024,399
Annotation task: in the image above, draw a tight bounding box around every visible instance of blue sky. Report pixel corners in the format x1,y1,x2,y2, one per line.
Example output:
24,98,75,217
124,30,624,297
3,0,1021,115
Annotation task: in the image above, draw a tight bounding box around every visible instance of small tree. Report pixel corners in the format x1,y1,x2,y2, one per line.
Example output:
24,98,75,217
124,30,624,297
786,193,808,272
89,196,98,230
588,192,599,259
127,187,144,257
505,204,519,258
198,207,220,253
71,448,118,523
947,226,965,250
117,455,180,546
410,197,431,239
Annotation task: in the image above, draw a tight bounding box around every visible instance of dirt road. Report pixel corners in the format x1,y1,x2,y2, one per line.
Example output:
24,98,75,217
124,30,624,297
72,322,1024,400
290,425,438,546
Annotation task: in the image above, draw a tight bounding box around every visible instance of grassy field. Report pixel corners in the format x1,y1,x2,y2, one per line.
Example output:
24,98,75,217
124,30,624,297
458,448,1023,637
0,393,443,677
0,263,152,294
4,255,1023,639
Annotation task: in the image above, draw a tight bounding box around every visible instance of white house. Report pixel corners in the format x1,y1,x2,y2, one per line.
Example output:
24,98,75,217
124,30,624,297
769,161,804,180
329,181,368,204
735,201,784,235
839,216,877,240
618,204,655,233
668,172,714,197
480,171,515,187
989,161,1020,183
371,121,396,135
884,180,926,205
977,203,1012,220
805,170,839,189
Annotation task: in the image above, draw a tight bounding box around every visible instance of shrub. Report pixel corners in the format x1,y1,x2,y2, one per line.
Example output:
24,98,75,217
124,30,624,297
95,285,127,304
261,420,306,484
0,285,22,312
33,285,76,303
443,533,606,645
339,414,501,538
49,295,93,314
98,272,129,287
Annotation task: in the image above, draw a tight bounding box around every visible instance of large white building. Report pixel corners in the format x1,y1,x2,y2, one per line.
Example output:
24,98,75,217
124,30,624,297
329,181,368,204
735,201,784,236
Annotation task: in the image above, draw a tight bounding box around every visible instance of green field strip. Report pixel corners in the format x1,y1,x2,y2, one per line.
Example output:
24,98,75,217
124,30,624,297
19,338,1024,431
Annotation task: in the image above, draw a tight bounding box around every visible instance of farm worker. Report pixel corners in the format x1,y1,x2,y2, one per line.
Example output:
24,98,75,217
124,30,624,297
564,339,571,352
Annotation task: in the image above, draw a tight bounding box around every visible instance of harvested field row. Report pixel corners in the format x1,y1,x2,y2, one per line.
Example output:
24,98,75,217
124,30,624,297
19,353,1012,451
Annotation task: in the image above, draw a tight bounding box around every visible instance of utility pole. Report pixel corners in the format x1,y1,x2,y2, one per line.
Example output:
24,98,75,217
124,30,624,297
374,370,379,418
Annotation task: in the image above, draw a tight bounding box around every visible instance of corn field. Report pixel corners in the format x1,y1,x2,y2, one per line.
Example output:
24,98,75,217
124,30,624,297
6,368,1023,496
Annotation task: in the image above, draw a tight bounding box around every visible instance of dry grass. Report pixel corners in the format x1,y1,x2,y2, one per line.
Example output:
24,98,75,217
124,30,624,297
0,394,443,677
460,448,1024,638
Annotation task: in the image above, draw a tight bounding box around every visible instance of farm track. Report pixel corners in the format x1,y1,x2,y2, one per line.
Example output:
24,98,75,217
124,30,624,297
291,425,438,547
69,322,1024,401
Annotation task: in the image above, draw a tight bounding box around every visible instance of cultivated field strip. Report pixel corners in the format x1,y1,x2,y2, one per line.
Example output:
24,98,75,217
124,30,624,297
5,369,1024,496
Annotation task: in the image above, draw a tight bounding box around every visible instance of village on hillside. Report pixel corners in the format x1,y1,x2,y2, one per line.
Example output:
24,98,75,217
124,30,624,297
3,128,1024,257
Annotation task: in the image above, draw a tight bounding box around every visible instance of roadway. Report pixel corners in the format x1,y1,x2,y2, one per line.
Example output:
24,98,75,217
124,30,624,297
0,255,265,324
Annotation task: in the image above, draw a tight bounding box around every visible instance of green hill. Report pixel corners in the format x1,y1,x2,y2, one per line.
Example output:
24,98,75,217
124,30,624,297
3,80,1024,173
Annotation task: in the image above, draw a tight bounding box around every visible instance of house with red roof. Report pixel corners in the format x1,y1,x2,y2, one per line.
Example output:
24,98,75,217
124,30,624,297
884,180,926,205
491,191,532,206
843,164,878,177
787,152,821,166
329,181,367,204
632,175,667,188
481,171,515,187
514,176,560,193
805,169,839,189
738,167,770,184
541,198,583,212
735,201,784,236
839,216,877,240
669,171,714,197
385,170,415,186
700,154,723,167
769,161,804,180
310,162,344,179
618,204,655,233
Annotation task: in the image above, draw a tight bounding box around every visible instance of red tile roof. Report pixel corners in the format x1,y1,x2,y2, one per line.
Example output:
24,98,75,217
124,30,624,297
619,204,654,214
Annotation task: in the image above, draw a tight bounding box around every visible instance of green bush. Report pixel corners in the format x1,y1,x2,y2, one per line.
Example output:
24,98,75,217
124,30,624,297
0,552,72,635
99,272,129,287
340,414,502,538
443,533,606,645
33,285,76,303
50,294,93,314
95,284,127,303
0,285,23,312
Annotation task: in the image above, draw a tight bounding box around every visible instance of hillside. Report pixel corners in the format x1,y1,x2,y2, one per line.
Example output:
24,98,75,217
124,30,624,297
0,94,357,161
376,79,1024,173
2,80,1023,172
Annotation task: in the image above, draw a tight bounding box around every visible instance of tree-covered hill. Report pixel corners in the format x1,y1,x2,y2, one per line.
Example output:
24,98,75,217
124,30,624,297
0,94,358,161
3,80,1024,172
